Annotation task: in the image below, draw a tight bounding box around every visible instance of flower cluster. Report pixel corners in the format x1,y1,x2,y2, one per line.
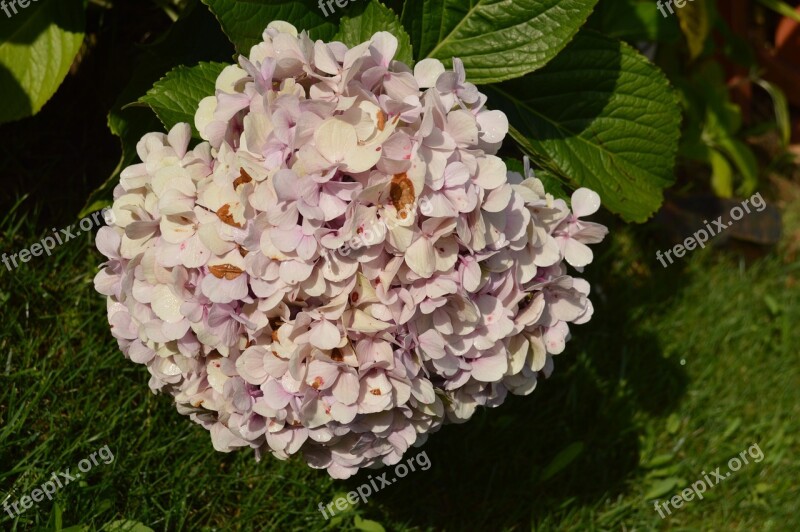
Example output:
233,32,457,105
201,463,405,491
95,22,608,478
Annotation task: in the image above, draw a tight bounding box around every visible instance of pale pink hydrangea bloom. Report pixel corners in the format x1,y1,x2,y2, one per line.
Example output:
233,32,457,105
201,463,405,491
95,21,608,478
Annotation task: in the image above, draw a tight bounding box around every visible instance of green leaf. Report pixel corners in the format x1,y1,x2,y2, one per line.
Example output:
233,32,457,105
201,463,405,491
755,0,800,23
140,61,227,136
648,464,683,478
586,0,680,43
666,413,681,434
644,477,682,500
46,501,64,531
353,515,386,532
539,441,584,482
104,520,154,532
329,491,357,514
755,78,791,147
676,0,712,60
335,0,413,65
485,31,682,222
642,453,675,469
716,136,758,196
202,0,339,53
0,0,85,124
763,294,781,315
721,417,742,439
755,482,772,494
401,0,599,84
709,148,734,198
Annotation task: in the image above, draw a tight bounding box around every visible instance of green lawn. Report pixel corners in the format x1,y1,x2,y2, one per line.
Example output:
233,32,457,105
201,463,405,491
1,196,798,531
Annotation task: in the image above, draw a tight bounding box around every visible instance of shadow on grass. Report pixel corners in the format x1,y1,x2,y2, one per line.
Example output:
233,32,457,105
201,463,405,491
334,224,693,530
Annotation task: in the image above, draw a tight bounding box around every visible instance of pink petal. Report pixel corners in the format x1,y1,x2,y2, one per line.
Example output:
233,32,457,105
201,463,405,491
311,320,341,350
471,350,508,382
332,371,359,405
270,226,304,253
418,329,446,360
237,347,269,384
95,227,121,259
405,236,435,278
306,359,340,390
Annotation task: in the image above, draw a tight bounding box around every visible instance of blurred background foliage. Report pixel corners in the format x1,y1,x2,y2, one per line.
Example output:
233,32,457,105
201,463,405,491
591,0,800,203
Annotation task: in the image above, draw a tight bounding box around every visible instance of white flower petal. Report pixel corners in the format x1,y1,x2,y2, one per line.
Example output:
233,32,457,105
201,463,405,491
414,58,446,88
571,188,601,218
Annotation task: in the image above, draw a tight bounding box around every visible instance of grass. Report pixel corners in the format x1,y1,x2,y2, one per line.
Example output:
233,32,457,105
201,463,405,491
0,194,798,531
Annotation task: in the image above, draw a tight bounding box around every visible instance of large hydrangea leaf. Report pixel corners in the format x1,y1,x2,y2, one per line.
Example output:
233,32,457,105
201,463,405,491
400,0,599,84
585,0,680,43
0,0,84,124
140,62,227,136
202,0,339,53
484,31,682,223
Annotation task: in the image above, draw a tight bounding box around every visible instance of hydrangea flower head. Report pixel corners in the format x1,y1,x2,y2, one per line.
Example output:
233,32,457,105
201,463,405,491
95,22,608,478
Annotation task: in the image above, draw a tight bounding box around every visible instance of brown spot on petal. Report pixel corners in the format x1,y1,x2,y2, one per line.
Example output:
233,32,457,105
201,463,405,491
216,204,244,228
377,110,387,131
269,317,284,342
350,292,359,303
331,348,344,362
208,264,244,280
312,376,324,389
370,388,382,396
237,244,249,258
390,173,415,219
233,168,253,188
